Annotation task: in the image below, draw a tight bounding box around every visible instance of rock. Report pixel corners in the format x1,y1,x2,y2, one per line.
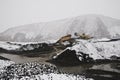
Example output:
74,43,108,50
0,56,10,60
0,62,58,79
51,49,81,66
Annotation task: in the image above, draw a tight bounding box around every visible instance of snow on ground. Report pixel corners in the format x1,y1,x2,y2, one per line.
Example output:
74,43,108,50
0,61,93,80
54,38,120,61
1,14,120,42
71,39,120,60
18,73,93,80
0,41,21,50
1,38,120,61
92,41,120,59
0,60,14,69
89,38,111,42
0,39,57,51
7,39,57,45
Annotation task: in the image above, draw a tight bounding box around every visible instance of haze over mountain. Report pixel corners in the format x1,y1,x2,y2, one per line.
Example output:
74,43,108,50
0,14,120,42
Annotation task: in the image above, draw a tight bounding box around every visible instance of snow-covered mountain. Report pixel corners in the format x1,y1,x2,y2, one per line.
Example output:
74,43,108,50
0,14,120,42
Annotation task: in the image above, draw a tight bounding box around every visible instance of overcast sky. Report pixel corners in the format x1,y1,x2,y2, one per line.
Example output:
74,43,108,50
0,0,120,32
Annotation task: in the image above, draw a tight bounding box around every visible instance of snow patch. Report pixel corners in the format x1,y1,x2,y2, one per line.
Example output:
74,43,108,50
70,39,120,60
0,41,20,50
0,60,14,69
14,73,93,80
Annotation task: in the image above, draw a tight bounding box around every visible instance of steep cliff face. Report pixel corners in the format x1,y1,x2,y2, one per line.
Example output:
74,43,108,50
0,14,120,42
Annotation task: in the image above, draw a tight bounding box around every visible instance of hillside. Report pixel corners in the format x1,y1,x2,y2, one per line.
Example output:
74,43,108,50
0,14,120,42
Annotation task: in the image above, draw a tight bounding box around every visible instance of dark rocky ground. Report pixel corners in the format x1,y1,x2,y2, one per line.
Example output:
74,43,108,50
0,61,93,80
0,55,120,80
0,56,10,60
0,62,58,79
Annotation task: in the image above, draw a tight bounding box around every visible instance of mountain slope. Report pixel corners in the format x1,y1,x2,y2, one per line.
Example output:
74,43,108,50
0,14,120,42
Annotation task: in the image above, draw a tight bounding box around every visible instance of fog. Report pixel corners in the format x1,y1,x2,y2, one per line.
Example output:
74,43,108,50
0,0,120,32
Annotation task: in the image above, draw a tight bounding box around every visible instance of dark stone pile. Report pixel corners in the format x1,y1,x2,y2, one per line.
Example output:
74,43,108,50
0,56,10,60
50,49,93,66
0,47,8,53
49,49,81,66
0,62,58,79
